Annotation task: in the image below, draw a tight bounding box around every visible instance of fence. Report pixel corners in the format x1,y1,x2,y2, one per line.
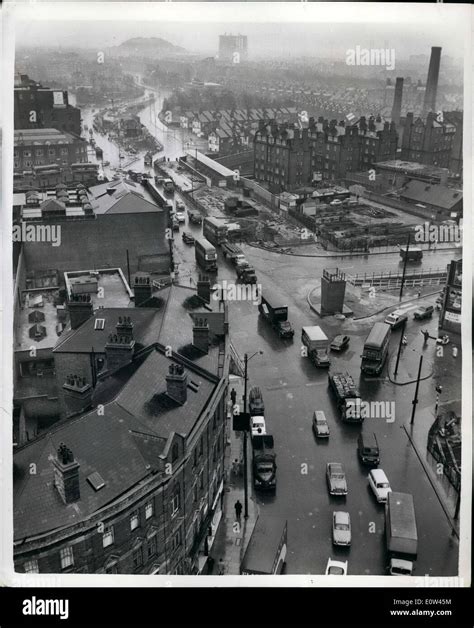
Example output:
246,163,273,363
240,177,280,211
347,267,448,288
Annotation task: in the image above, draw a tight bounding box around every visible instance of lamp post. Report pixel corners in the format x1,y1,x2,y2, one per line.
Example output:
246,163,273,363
243,350,263,519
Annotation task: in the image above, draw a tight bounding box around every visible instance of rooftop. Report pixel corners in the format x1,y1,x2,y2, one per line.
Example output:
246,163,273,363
15,289,63,353
64,268,133,309
187,150,235,179
88,178,163,215
400,180,463,211
14,128,81,145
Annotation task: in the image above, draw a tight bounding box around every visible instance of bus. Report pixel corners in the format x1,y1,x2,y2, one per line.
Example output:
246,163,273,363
203,216,228,246
241,516,287,575
195,238,218,273
361,322,391,375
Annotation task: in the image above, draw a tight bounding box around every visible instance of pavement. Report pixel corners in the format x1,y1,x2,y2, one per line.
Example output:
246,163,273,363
206,374,259,576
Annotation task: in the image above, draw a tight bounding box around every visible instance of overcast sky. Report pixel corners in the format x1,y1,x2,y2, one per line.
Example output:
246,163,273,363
14,19,464,61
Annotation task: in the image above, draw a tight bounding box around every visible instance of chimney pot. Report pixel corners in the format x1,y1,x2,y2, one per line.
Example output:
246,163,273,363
166,362,188,404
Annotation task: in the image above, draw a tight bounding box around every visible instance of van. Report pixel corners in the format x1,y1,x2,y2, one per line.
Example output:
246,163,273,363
357,433,380,466
251,416,266,436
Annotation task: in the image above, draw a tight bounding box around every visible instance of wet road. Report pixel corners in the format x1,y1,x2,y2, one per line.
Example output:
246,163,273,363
173,206,459,576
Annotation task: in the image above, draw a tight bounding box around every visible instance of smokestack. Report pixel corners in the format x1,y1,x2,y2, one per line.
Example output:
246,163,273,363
53,443,80,504
67,294,93,330
423,47,442,117
391,77,404,125
166,363,187,405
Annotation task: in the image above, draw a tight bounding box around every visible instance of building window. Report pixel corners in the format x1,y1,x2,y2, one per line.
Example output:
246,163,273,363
24,160,32,168
133,546,143,569
60,546,74,569
171,488,180,516
24,559,39,573
35,149,43,157
130,512,139,531
103,526,114,548
23,151,31,157
147,535,157,558
145,501,154,520
172,530,181,550
49,149,55,156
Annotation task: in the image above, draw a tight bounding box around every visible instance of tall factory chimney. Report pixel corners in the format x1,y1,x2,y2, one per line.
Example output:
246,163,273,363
422,47,442,117
391,77,404,125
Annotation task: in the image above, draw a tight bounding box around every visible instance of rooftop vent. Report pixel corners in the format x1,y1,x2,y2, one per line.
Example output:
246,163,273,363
87,471,106,491
29,324,47,341
28,310,45,323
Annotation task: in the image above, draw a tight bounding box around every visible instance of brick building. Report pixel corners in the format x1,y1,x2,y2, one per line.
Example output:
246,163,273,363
401,112,456,169
14,282,231,576
14,129,88,173
254,120,311,193
14,74,81,137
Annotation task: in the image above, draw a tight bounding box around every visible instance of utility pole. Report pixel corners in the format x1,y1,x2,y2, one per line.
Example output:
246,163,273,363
399,233,411,302
410,355,424,425
243,353,249,519
435,384,443,417
393,318,407,377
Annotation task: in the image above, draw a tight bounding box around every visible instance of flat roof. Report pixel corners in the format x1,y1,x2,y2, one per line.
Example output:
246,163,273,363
15,289,63,353
64,268,133,308
241,516,287,573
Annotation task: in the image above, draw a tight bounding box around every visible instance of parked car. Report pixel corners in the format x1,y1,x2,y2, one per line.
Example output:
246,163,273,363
182,231,195,245
251,416,266,436
175,209,186,223
312,410,329,438
326,462,348,496
172,217,180,231
330,335,350,352
413,305,434,320
357,433,380,466
384,310,408,329
332,511,351,546
176,200,185,211
330,199,343,207
325,558,348,575
368,468,392,503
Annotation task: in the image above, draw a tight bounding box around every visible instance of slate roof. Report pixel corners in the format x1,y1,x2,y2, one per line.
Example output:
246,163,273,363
400,180,463,210
89,179,162,215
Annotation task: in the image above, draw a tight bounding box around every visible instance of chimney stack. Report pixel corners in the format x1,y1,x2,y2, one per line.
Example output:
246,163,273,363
105,332,135,372
53,443,80,504
193,317,209,353
391,77,404,126
423,46,442,117
116,315,134,342
133,275,152,307
197,275,211,303
62,374,93,417
166,363,187,405
67,294,93,330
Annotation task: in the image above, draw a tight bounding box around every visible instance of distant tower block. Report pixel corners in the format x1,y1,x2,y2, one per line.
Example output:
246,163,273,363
321,268,347,316
391,77,404,126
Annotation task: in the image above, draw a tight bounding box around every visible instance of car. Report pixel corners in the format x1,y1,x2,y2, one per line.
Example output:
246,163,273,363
326,462,347,496
330,199,343,207
176,200,185,211
357,433,380,466
368,468,392,503
325,558,348,575
182,231,195,245
384,310,408,329
172,217,180,231
175,209,186,223
332,511,351,546
251,415,266,436
312,410,329,438
413,305,434,320
330,335,350,352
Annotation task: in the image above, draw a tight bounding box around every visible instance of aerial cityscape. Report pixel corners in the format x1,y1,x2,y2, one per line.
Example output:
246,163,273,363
9,9,465,580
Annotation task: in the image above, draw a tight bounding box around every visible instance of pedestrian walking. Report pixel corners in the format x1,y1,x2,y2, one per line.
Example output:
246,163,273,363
232,458,239,476
230,388,237,405
417,291,421,299
217,558,225,575
234,499,243,521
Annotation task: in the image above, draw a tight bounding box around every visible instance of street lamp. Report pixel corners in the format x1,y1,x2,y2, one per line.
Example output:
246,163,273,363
243,350,263,519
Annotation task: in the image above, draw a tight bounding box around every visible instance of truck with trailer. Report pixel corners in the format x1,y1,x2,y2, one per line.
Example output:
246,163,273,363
221,242,246,266
302,326,330,367
251,434,277,491
241,516,287,575
259,292,295,339
385,492,418,575
328,372,363,422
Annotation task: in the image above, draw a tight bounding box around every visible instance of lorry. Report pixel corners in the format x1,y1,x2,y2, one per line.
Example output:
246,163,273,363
301,326,330,367
259,292,295,339
251,435,277,491
399,246,423,262
328,372,363,422
221,242,246,266
241,515,287,575
237,265,257,284
385,492,418,575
